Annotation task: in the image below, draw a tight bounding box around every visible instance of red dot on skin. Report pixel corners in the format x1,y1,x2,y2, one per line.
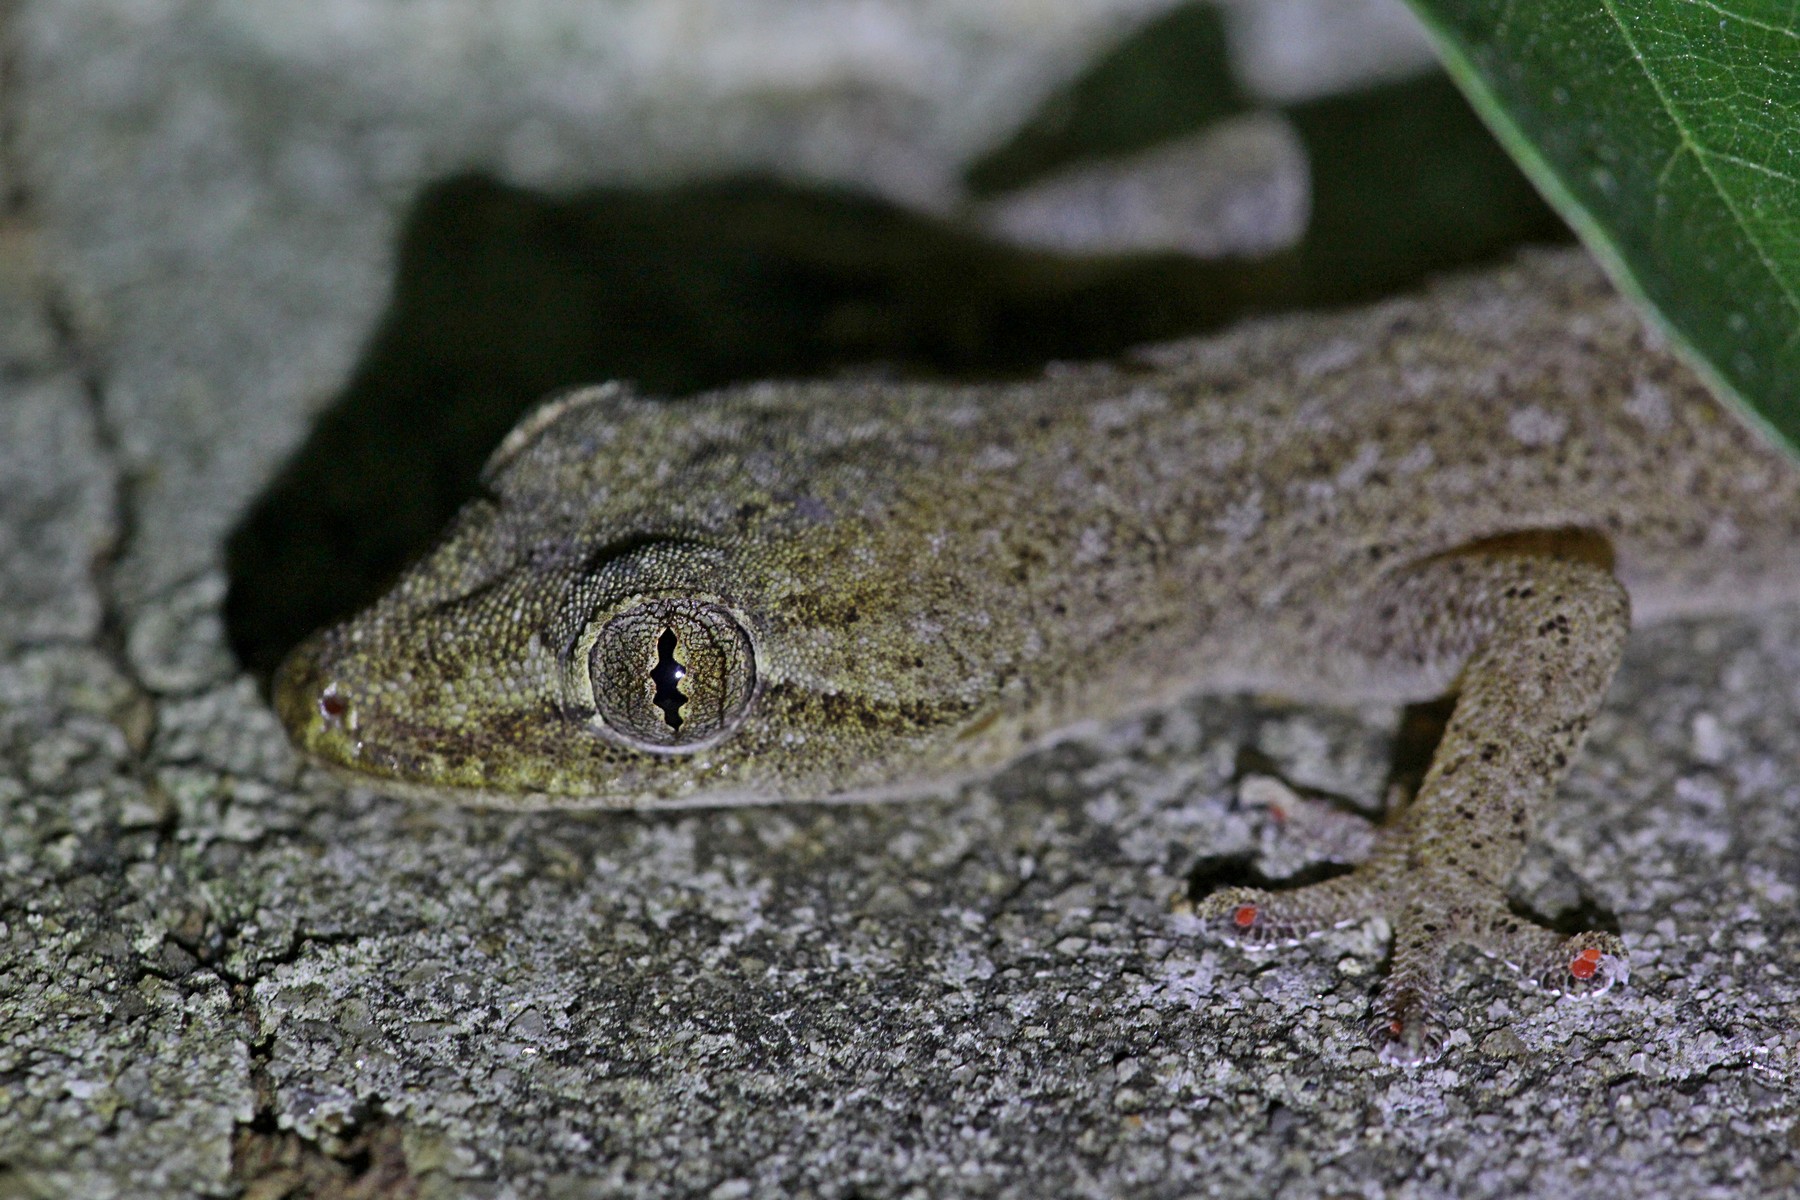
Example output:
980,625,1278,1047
1569,948,1603,980
1232,904,1259,928
1389,1019,1405,1036
319,692,348,720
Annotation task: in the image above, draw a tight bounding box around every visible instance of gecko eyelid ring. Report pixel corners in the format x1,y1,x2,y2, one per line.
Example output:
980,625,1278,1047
584,597,757,752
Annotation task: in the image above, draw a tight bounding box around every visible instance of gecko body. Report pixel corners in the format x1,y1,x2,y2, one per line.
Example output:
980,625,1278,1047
276,250,1800,1063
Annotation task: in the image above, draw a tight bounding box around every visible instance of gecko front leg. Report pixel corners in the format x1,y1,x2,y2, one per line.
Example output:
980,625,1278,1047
1198,548,1632,1065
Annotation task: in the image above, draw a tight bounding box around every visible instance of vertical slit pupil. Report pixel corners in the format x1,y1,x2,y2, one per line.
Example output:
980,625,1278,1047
649,627,687,731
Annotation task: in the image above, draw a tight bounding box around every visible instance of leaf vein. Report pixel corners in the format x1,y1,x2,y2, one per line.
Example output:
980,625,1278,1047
1698,146,1800,186
1686,0,1800,40
1599,0,1800,322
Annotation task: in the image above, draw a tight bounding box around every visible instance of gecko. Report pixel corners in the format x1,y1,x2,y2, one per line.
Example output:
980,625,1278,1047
274,249,1800,1065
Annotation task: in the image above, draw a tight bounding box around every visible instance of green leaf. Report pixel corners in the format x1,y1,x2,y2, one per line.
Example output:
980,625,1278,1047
1403,0,1800,459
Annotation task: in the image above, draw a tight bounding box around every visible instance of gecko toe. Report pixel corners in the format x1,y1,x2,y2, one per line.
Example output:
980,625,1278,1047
1192,865,1378,948
1482,920,1629,997
1195,887,1326,946
1370,988,1448,1067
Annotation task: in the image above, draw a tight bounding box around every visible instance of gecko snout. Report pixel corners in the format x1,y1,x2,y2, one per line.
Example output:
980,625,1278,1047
272,630,364,768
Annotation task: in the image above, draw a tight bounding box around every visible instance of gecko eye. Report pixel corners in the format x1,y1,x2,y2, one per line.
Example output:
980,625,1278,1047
586,597,757,751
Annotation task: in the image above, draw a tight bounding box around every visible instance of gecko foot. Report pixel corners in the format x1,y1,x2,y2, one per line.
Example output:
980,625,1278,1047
1194,862,1628,1067
1197,869,1461,1065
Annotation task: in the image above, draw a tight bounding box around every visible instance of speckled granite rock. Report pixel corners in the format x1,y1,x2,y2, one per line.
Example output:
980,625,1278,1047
971,112,1309,256
3,2,1797,1198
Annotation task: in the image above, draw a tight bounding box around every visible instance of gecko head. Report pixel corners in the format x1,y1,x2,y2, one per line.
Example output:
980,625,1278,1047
274,529,1000,810
272,513,783,807
274,382,1012,808
272,514,991,810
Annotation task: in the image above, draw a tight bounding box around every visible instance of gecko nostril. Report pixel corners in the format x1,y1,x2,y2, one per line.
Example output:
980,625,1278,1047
319,686,349,723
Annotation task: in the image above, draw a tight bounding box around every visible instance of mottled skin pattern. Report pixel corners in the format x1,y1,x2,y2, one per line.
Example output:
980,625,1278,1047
276,250,1800,1064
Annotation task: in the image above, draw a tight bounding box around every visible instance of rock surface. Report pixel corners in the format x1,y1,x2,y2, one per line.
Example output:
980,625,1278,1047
3,2,1797,1198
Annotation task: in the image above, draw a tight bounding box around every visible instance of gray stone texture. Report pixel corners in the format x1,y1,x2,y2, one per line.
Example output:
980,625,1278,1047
2,1,1795,1197
971,112,1310,257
